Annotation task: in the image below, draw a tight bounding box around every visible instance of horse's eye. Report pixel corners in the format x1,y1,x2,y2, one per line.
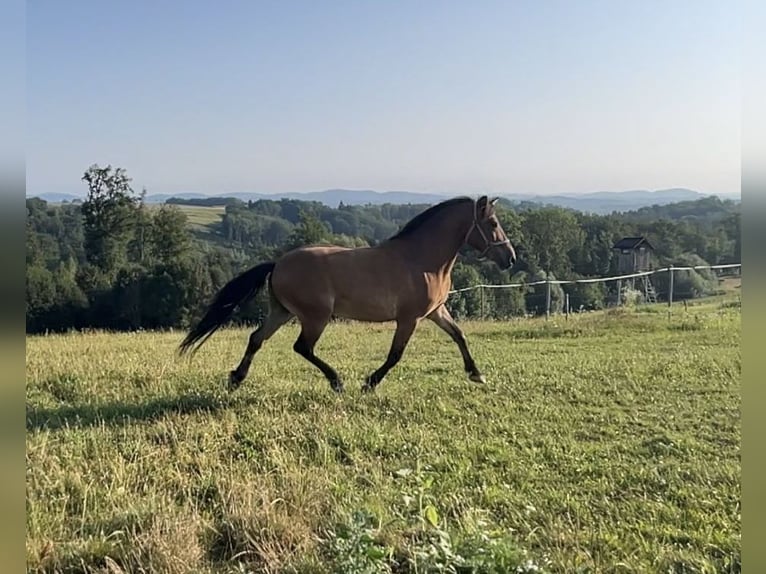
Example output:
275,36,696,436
490,220,498,228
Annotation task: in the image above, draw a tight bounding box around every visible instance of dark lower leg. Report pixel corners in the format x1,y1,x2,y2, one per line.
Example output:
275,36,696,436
362,319,417,392
293,329,343,392
427,306,484,381
229,307,291,390
449,328,482,378
229,329,264,390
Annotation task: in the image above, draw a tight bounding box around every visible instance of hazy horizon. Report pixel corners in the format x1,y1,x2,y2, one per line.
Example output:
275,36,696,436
26,186,741,201
27,1,740,198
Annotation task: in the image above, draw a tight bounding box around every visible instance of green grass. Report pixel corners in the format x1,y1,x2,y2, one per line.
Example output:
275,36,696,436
148,204,226,231
26,302,741,573
177,205,226,227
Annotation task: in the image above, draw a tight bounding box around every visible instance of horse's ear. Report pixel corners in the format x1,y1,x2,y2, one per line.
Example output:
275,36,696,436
490,197,500,206
476,195,491,217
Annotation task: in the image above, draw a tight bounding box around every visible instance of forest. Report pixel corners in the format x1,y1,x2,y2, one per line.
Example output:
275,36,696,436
26,165,741,333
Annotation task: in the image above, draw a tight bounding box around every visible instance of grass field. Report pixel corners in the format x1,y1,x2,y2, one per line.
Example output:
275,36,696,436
26,301,741,573
148,204,226,231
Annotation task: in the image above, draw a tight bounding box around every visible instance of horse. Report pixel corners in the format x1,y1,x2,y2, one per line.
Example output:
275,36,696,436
178,195,517,393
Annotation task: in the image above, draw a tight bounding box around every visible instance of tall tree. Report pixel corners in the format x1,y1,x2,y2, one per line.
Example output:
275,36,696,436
720,212,741,263
520,207,584,277
128,187,151,264
80,164,139,275
286,210,330,249
150,205,191,262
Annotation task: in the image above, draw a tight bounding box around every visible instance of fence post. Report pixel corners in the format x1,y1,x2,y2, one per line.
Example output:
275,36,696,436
616,279,621,306
668,266,674,308
565,293,570,321
480,285,485,320
667,266,674,319
545,279,551,319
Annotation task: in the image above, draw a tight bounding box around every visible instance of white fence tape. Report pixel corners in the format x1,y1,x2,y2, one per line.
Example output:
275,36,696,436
447,263,742,295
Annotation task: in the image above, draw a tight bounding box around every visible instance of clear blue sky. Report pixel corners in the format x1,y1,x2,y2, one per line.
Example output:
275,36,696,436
27,0,740,197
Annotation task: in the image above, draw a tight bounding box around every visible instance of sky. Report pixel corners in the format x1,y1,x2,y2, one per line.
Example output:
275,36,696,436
26,0,741,197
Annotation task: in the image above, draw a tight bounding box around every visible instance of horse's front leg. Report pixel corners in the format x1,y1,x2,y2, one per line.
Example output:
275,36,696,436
426,304,486,383
362,318,418,392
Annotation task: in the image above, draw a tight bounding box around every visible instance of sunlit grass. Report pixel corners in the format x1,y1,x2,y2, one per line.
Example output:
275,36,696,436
146,204,225,230
26,301,741,573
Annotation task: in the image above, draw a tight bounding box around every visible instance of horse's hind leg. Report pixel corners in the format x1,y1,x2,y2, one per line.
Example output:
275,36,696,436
292,315,343,393
229,299,292,391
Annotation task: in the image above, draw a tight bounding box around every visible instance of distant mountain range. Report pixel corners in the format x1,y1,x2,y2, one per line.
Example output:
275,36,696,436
27,187,740,215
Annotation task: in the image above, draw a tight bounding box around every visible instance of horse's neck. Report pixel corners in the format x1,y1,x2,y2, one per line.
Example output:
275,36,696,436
399,209,473,274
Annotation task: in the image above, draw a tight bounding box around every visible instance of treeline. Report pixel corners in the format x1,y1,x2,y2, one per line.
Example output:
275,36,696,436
26,165,741,333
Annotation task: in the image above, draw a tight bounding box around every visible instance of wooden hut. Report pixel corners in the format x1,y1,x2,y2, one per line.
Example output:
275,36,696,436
612,236,656,302
612,236,654,274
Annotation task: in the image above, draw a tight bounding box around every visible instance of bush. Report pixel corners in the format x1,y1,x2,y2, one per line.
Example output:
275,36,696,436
525,271,564,316
487,285,527,318
621,287,643,307
653,253,718,301
563,281,606,312
446,262,483,319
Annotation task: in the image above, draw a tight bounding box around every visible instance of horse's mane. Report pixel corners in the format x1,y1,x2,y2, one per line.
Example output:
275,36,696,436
388,196,473,241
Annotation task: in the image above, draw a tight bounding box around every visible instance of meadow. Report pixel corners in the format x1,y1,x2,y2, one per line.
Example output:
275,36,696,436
26,300,741,573
173,205,226,228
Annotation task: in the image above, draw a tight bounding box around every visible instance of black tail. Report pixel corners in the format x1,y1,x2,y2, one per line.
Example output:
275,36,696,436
178,261,276,356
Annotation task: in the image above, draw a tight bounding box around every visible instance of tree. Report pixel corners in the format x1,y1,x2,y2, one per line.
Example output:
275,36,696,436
286,210,330,250
80,164,139,275
446,262,483,319
128,187,152,263
652,253,719,301
525,270,564,315
496,207,524,247
26,265,57,330
475,257,526,317
26,218,43,267
573,215,621,276
564,281,606,311
150,205,191,262
720,212,741,263
26,190,741,333
520,208,584,278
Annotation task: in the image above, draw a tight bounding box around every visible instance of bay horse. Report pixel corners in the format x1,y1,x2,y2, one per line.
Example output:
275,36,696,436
178,195,517,393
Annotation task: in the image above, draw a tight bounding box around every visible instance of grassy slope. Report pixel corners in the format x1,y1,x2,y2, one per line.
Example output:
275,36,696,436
147,205,226,242
26,301,741,573
173,205,226,228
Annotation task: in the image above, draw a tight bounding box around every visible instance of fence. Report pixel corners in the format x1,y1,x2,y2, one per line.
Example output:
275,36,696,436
447,263,742,319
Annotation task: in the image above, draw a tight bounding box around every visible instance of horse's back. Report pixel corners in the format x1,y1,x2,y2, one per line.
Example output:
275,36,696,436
271,244,353,289
270,243,419,321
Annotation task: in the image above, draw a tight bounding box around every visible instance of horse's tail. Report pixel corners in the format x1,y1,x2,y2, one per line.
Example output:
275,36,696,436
178,261,276,356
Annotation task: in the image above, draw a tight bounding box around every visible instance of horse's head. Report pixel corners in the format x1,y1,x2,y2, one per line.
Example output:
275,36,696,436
465,196,517,270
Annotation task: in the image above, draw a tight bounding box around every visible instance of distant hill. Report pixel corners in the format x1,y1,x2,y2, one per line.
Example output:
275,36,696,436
611,195,739,226
30,192,83,204
503,188,727,214
159,189,450,206
144,192,209,203
27,187,739,214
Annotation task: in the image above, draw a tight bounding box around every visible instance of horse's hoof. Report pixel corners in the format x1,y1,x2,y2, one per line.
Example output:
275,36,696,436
361,379,376,393
469,373,487,384
228,370,243,392
330,380,344,393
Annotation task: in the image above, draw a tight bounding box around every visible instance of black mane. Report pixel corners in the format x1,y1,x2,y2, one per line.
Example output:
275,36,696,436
388,196,473,240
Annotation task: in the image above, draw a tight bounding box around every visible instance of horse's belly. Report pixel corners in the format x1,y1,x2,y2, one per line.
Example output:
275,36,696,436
332,291,398,322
